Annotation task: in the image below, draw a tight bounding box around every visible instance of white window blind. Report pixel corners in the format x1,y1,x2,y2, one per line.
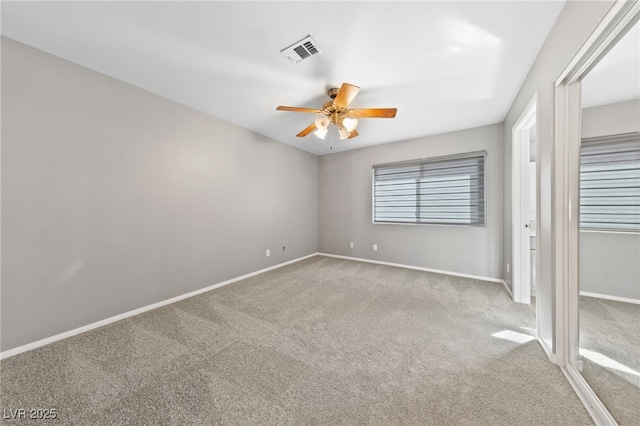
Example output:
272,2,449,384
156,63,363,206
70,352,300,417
373,151,486,226
580,132,640,232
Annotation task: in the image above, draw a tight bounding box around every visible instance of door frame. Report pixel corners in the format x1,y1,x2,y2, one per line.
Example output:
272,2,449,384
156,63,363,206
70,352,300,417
512,93,539,306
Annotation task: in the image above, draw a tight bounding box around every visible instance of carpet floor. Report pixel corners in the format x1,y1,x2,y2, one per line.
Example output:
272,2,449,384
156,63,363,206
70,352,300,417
1,256,593,425
580,296,640,425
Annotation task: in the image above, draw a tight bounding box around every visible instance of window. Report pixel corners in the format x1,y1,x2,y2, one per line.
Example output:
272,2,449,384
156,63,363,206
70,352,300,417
373,151,486,226
580,132,640,232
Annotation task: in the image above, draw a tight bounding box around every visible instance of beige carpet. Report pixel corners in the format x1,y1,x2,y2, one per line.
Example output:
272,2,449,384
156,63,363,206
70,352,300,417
580,296,640,425
0,256,593,425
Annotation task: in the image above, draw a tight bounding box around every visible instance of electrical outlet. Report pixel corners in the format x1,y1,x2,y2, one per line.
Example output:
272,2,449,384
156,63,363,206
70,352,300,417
266,249,270,257
350,242,354,248
373,244,378,251
507,263,510,273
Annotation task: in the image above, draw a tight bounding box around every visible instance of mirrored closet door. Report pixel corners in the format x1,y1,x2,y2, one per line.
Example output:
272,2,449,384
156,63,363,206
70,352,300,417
578,18,640,425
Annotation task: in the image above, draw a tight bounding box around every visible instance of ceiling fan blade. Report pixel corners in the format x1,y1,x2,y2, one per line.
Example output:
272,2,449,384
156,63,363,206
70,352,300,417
333,83,361,109
277,106,323,113
348,129,359,139
296,122,317,137
349,108,397,118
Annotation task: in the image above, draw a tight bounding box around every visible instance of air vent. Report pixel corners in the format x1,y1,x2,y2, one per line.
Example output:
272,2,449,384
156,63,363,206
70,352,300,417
281,35,322,63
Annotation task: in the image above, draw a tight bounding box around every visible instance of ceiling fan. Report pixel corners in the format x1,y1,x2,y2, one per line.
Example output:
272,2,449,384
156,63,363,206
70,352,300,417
276,83,397,140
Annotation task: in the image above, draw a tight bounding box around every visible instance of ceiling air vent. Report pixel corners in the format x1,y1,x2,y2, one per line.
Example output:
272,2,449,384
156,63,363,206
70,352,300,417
281,35,322,63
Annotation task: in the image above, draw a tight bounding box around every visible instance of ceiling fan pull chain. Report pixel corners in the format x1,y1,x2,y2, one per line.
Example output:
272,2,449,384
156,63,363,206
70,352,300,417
330,125,334,150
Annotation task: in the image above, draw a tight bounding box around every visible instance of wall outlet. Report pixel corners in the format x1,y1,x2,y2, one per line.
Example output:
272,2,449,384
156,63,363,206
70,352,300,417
282,246,286,252
350,242,354,248
373,244,378,251
266,249,270,257
507,262,510,273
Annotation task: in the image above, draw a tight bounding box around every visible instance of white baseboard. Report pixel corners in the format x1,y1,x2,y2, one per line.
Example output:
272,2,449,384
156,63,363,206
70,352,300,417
580,291,640,305
538,337,557,364
501,280,514,298
318,252,505,284
561,364,618,426
0,253,319,361
0,253,518,360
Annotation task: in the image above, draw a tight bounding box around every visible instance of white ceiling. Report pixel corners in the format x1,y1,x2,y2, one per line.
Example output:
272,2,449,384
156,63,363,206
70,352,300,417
582,21,640,109
1,1,569,156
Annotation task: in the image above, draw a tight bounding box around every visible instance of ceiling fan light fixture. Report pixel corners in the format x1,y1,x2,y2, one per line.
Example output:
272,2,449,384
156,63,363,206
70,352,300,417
314,127,328,140
338,126,350,140
342,117,358,132
315,115,330,130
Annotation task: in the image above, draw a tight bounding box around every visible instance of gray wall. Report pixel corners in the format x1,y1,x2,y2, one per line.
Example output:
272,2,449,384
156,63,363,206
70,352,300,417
579,232,639,300
582,99,640,138
1,37,318,351
502,0,614,353
318,123,504,279
580,100,640,300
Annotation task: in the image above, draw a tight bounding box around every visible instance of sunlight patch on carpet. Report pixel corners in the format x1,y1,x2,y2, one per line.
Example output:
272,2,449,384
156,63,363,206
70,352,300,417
580,348,640,378
492,330,536,344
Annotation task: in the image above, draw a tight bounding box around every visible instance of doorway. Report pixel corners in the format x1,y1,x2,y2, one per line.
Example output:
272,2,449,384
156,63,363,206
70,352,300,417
512,93,539,309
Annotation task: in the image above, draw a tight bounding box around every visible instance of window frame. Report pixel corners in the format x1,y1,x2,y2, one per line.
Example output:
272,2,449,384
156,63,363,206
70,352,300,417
371,151,487,227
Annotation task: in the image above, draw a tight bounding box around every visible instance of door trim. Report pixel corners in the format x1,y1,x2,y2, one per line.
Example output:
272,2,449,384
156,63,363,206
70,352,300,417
512,93,539,305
